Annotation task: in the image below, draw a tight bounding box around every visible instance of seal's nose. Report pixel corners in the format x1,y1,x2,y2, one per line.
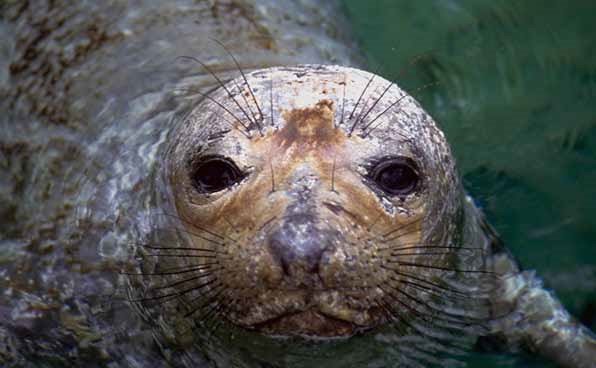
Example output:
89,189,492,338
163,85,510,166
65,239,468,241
267,213,328,284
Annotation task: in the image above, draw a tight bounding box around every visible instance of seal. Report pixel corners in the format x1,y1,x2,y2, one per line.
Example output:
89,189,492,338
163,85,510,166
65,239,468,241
161,65,468,340
1,1,595,368
131,64,596,367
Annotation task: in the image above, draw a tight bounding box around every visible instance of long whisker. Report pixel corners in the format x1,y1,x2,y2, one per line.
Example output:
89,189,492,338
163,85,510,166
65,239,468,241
338,72,347,128
361,81,439,138
130,278,220,303
176,56,257,132
390,251,468,257
386,281,488,327
378,283,440,328
382,266,473,297
133,243,227,254
141,227,228,247
173,87,252,138
373,296,415,334
211,38,264,135
184,286,228,318
349,52,435,139
143,253,220,259
380,244,484,252
384,261,496,275
347,73,376,136
155,212,237,242
152,270,221,291
380,217,423,239
270,72,275,127
122,263,218,276
374,294,470,354
330,154,337,193
353,80,394,132
270,160,276,193
232,77,259,131
380,282,476,331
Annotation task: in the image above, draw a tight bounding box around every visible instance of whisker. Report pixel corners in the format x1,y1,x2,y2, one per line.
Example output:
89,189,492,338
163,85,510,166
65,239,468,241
347,73,376,136
133,243,226,254
393,278,469,303
152,270,221,291
373,296,415,335
146,228,225,247
361,81,439,138
221,215,242,237
233,77,259,131
380,217,423,239
395,279,475,307
204,299,237,338
380,282,473,331
154,212,237,242
200,296,229,329
176,56,257,133
354,80,394,132
143,253,221,259
383,267,473,297
351,52,435,139
384,261,495,275
270,72,275,127
173,87,252,138
121,263,218,276
389,251,465,257
131,279,220,303
211,38,264,135
270,160,276,193
379,244,484,252
330,154,337,193
378,283,435,328
375,291,473,355
386,281,487,326
184,286,227,318
338,72,347,127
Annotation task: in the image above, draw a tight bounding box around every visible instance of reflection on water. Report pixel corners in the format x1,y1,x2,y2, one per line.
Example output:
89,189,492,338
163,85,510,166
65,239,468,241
343,0,596,365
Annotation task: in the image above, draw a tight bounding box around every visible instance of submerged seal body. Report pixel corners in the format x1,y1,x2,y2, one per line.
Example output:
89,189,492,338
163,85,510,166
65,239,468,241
1,1,595,368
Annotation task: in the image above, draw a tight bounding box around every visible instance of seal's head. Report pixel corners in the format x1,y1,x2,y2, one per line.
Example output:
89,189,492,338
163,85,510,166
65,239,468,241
161,65,464,338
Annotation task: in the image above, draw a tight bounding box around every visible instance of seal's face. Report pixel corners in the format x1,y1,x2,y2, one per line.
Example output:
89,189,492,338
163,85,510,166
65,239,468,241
165,65,460,338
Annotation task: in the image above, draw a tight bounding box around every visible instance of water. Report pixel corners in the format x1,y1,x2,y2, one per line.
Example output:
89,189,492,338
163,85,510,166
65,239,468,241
343,0,596,365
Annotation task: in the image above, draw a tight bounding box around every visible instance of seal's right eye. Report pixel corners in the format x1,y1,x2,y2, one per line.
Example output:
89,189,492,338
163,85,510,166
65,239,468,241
190,156,245,194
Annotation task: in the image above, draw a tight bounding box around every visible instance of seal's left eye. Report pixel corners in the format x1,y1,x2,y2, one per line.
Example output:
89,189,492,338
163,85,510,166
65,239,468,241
369,157,419,196
190,156,245,194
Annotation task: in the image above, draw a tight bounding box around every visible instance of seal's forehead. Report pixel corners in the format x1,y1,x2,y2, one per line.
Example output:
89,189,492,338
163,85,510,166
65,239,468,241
175,65,452,169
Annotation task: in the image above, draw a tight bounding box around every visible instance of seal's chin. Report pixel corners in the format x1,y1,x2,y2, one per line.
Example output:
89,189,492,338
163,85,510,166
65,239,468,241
252,310,359,338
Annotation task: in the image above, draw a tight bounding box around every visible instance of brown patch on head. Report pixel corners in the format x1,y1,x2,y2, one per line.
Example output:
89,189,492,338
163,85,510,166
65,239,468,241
275,99,343,152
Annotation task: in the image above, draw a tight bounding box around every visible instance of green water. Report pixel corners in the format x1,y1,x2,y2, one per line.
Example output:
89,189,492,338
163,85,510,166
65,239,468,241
343,0,596,366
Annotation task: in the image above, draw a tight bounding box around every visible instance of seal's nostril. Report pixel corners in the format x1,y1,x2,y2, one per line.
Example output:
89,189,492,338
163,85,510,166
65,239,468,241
266,215,328,278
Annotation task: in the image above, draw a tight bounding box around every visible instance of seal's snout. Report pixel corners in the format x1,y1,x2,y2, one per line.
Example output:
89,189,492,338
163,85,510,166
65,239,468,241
266,213,329,284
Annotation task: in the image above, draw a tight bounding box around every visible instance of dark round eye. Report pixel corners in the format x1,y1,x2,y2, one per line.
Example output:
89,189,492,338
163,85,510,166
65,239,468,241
190,156,245,193
370,157,419,196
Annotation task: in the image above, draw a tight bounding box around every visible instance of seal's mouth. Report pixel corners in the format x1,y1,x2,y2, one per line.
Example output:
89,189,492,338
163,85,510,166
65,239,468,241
226,289,384,337
252,310,359,337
